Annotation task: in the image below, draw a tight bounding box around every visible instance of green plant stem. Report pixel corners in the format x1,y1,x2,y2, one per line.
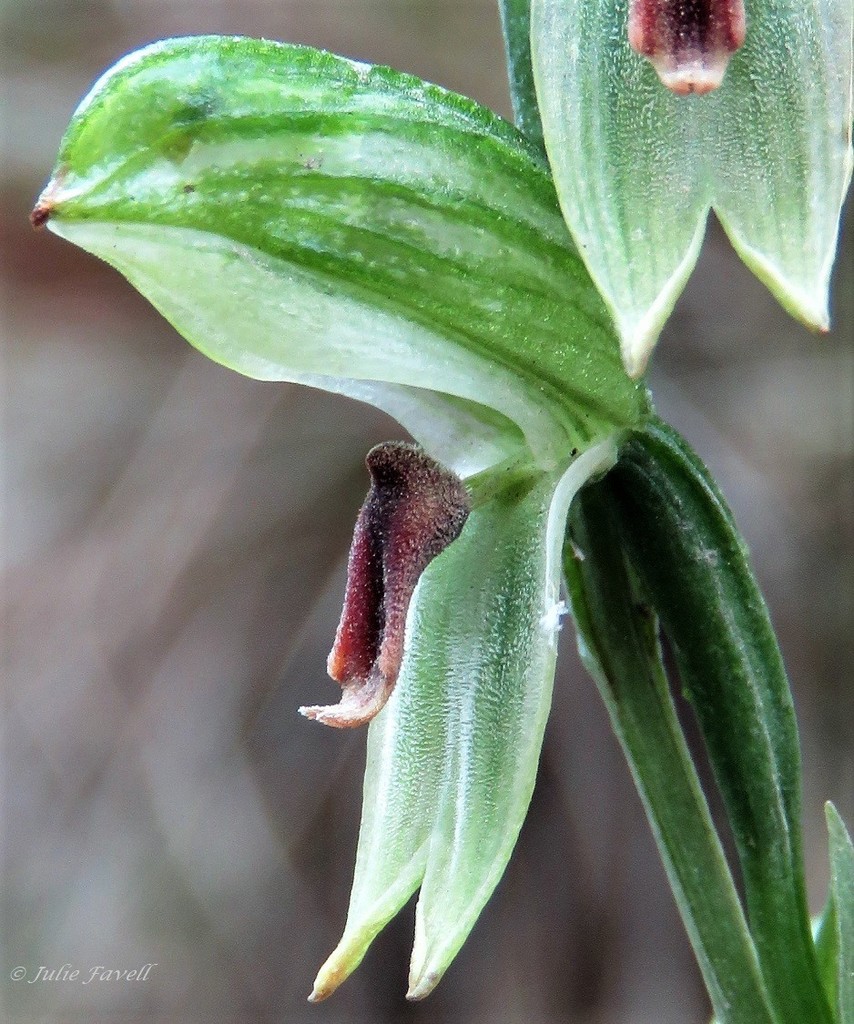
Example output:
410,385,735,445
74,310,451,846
565,483,777,1024
498,0,546,157
606,420,833,1024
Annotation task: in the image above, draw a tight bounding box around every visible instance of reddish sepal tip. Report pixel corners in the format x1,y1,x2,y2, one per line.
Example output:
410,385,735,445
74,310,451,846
30,202,52,229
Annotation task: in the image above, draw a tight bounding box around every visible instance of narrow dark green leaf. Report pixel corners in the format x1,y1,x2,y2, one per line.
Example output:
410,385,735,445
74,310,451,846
607,419,832,1024
37,35,645,469
565,483,776,1024
827,803,854,1022
498,0,545,155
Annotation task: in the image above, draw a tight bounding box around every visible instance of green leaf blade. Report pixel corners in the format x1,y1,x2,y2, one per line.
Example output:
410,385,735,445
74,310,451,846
565,481,777,1024
39,35,645,467
499,0,546,155
826,803,854,1023
608,420,833,1024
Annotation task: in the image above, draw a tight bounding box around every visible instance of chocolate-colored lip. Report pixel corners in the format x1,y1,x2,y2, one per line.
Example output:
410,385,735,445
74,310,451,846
628,0,746,95
300,441,471,729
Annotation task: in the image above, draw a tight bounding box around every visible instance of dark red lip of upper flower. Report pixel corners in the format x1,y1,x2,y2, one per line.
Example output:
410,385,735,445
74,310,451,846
299,441,471,729
628,0,746,95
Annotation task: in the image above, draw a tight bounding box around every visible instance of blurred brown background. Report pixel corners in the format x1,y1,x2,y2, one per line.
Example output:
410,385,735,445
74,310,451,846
2,2,852,1022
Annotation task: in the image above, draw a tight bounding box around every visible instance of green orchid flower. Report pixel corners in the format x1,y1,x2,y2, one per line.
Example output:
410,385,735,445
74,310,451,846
531,0,853,375
32,11,854,1017
32,34,648,999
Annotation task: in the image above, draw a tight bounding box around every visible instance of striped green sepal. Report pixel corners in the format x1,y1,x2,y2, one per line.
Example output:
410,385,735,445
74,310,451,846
35,35,645,472
606,419,833,1024
531,0,853,376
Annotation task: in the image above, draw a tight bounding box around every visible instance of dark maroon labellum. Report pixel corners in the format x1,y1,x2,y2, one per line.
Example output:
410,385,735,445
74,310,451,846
299,442,471,729
628,0,746,95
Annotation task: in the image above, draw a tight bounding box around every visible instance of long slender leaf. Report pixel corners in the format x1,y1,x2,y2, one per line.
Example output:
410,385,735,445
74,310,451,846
565,482,777,1024
827,803,854,1023
498,0,545,155
607,420,832,1024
